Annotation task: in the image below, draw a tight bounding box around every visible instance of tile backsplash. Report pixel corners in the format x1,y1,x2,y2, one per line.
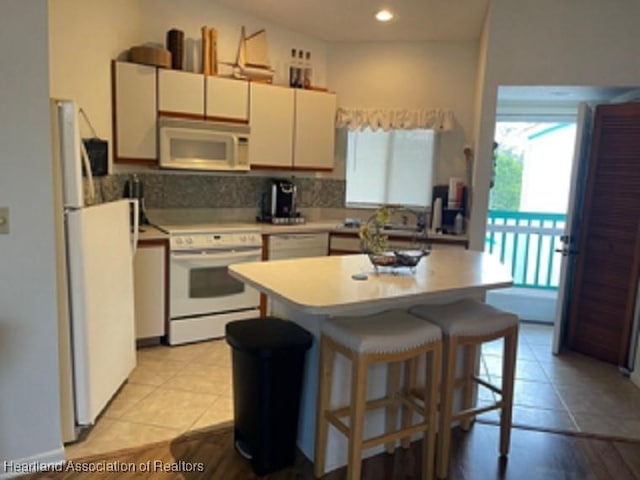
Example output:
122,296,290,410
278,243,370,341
88,173,346,210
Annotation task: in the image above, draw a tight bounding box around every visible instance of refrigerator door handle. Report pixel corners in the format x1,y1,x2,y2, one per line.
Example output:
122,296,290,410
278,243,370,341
129,199,139,255
80,139,95,203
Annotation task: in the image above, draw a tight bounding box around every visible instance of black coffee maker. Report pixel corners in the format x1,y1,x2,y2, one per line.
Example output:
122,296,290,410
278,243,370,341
259,179,299,223
271,179,296,217
123,174,148,225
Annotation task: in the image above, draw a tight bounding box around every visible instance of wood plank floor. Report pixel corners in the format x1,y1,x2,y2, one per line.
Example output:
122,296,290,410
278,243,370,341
22,422,640,480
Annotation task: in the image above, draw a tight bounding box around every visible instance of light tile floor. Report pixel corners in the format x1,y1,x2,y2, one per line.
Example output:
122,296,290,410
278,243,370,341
65,339,234,459
476,322,640,439
67,323,640,459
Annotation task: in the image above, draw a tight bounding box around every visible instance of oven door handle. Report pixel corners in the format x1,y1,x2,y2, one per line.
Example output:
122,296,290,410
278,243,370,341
170,250,262,263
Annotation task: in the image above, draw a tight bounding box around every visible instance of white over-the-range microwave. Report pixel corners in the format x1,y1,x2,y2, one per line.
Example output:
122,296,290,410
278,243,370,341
158,117,250,172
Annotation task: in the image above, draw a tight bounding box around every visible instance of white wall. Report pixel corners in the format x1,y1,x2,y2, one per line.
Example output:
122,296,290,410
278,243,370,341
49,0,328,171
0,0,64,469
327,41,478,184
469,0,640,250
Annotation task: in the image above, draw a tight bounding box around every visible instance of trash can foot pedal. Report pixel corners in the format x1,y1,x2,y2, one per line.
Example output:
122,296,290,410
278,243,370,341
235,439,253,460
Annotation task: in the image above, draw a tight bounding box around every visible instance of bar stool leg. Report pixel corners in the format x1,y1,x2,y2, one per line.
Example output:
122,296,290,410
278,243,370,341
423,345,441,480
401,357,418,449
460,344,477,431
385,361,401,453
436,337,457,480
347,355,368,480
314,337,334,478
499,327,518,456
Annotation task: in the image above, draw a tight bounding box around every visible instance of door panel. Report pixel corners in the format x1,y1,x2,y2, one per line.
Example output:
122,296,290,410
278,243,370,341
66,200,136,423
553,104,594,353
566,103,640,365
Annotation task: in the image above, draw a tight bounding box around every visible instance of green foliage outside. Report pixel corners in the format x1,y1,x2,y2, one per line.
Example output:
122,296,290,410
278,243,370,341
489,150,523,211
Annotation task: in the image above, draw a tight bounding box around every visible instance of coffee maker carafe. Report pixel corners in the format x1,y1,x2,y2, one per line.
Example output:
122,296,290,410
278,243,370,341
123,174,148,225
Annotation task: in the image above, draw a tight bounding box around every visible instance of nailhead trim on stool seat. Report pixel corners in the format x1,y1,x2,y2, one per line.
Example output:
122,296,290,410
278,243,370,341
314,309,442,480
322,309,443,354
407,298,519,480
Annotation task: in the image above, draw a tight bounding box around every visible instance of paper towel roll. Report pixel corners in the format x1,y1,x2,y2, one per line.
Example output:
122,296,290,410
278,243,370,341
432,197,442,232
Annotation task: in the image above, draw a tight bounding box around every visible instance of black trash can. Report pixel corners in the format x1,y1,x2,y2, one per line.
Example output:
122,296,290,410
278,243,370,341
226,317,313,476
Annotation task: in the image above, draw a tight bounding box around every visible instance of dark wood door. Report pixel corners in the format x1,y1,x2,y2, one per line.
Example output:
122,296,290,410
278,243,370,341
567,103,640,365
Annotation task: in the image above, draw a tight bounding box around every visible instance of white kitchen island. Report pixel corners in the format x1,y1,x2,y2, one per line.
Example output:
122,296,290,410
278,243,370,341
229,250,512,474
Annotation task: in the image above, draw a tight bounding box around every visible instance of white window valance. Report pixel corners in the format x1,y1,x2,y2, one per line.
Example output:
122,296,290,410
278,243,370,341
336,107,456,132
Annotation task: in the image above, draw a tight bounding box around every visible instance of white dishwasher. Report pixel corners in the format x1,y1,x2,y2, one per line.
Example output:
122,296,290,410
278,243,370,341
266,233,329,314
267,232,329,260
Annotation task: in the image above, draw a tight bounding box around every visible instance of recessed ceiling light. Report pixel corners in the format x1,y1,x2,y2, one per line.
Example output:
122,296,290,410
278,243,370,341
375,9,394,22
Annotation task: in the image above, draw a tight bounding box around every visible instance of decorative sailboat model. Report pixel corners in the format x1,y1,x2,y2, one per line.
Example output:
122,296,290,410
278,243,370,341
226,27,275,82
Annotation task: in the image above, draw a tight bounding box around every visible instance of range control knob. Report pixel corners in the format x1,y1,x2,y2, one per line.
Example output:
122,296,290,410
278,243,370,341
186,237,193,244
175,238,184,245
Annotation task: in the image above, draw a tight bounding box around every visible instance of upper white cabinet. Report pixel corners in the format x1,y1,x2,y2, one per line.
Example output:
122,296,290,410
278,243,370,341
112,61,157,162
249,83,336,170
206,76,249,122
293,89,337,170
158,69,204,118
249,83,295,168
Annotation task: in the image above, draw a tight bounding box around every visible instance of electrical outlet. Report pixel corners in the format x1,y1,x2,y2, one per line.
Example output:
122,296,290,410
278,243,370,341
0,207,9,234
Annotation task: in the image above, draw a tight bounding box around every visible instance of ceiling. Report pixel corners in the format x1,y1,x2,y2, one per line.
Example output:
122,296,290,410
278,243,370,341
214,2,640,105
498,86,640,104
216,0,490,42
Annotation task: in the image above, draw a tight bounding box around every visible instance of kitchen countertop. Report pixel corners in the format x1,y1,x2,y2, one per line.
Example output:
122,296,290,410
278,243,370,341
137,225,170,241
140,220,468,243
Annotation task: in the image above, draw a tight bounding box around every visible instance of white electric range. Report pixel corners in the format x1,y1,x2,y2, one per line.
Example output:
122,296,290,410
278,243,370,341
157,223,262,345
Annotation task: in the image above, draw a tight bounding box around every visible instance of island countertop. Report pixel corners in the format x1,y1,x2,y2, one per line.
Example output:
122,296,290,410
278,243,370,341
229,249,513,315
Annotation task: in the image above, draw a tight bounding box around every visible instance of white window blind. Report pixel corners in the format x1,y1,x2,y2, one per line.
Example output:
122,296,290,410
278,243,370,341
345,128,436,208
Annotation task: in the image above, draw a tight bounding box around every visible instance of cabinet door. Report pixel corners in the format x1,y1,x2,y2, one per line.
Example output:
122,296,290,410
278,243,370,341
113,61,157,163
133,241,167,339
205,77,248,122
158,69,204,118
293,89,336,170
249,83,294,168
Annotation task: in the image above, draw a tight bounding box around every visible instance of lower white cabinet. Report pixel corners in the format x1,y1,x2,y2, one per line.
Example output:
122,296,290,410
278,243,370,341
133,240,167,339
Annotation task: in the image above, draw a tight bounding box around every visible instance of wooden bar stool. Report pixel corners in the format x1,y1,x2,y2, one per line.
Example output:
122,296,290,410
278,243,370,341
409,299,518,479
314,309,442,480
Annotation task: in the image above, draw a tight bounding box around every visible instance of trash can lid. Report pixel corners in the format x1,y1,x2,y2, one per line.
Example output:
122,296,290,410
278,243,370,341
225,317,313,357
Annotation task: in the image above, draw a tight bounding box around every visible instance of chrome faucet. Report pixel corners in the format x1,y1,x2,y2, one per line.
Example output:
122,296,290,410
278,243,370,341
398,207,427,232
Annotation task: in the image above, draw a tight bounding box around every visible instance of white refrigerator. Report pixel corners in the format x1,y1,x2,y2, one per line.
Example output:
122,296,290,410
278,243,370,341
51,99,138,443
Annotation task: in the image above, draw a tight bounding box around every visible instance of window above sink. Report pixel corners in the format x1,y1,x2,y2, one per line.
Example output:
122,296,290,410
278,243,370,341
345,127,436,209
